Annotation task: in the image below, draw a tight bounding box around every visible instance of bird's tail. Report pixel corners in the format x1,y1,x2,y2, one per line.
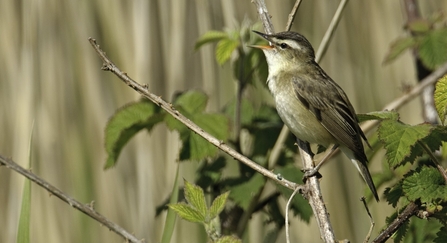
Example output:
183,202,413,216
352,159,379,201
341,147,379,201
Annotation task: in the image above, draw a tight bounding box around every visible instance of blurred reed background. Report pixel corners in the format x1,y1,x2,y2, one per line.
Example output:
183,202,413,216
0,0,445,242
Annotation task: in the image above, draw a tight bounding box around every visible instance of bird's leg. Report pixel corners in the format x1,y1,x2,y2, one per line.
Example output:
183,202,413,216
295,138,321,181
302,144,339,182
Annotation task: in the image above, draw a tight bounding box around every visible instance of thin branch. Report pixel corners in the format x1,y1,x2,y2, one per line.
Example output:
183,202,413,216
372,202,419,243
88,37,300,193
361,61,447,133
251,0,274,34
285,0,303,31
0,155,144,243
285,186,301,243
361,197,375,243
297,140,336,243
315,0,349,62
417,141,447,183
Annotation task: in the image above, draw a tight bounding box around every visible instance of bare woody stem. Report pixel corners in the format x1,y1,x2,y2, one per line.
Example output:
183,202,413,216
0,155,145,243
87,37,301,192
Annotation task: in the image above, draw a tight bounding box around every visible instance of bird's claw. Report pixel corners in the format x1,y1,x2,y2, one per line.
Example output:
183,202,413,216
302,168,322,183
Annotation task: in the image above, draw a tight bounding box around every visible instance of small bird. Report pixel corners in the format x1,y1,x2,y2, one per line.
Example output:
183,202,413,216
251,30,379,201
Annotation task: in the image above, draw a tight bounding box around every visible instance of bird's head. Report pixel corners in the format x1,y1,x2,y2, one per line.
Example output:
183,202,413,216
251,31,316,72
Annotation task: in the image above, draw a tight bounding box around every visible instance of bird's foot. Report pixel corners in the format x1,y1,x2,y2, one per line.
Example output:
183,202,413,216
302,167,322,183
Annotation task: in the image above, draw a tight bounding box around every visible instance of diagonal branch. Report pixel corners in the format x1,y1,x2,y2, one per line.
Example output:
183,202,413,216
0,155,144,243
285,0,303,31
372,202,419,243
88,37,300,193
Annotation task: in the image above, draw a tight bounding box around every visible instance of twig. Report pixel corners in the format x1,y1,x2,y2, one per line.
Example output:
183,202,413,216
361,197,374,243
285,0,303,31
285,186,301,243
417,141,447,183
297,140,336,242
315,0,349,62
88,37,300,192
0,155,144,243
361,61,447,133
372,202,419,243
251,0,274,34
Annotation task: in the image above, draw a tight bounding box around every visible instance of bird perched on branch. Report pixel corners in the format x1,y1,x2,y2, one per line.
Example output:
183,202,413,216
251,30,379,201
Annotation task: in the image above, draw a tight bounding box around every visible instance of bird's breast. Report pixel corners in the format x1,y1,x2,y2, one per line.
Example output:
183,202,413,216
268,77,336,146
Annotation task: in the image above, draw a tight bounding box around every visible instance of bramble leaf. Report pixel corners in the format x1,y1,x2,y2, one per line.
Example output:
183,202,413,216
434,75,447,125
383,37,417,64
104,100,163,168
402,166,447,203
169,203,205,223
378,120,432,167
216,38,239,65
419,28,447,69
195,30,228,50
209,191,230,219
184,180,207,218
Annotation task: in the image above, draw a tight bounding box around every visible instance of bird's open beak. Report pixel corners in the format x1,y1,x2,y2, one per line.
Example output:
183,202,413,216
249,30,274,50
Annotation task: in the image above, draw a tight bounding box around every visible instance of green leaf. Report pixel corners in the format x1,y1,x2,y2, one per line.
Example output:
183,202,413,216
233,48,264,84
181,113,228,161
402,166,447,203
216,38,239,65
104,100,163,168
168,203,205,223
215,236,242,243
422,125,447,153
383,36,417,64
209,191,229,219
393,219,409,243
263,229,280,243
196,157,226,188
183,180,207,218
185,133,217,161
161,164,180,243
384,183,404,207
357,110,400,123
229,173,265,210
174,90,209,115
434,75,447,125
193,113,229,141
434,226,447,243
378,120,432,167
224,98,255,126
419,28,447,69
264,198,285,228
165,91,229,161
195,30,228,50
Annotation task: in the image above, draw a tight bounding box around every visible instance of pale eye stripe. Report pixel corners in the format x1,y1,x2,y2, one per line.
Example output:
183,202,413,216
282,40,302,50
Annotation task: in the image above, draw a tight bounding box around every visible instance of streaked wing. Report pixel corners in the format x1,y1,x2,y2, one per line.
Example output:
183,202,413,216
291,65,367,161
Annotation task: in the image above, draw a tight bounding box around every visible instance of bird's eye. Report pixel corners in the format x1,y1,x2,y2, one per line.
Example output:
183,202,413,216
279,43,288,49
